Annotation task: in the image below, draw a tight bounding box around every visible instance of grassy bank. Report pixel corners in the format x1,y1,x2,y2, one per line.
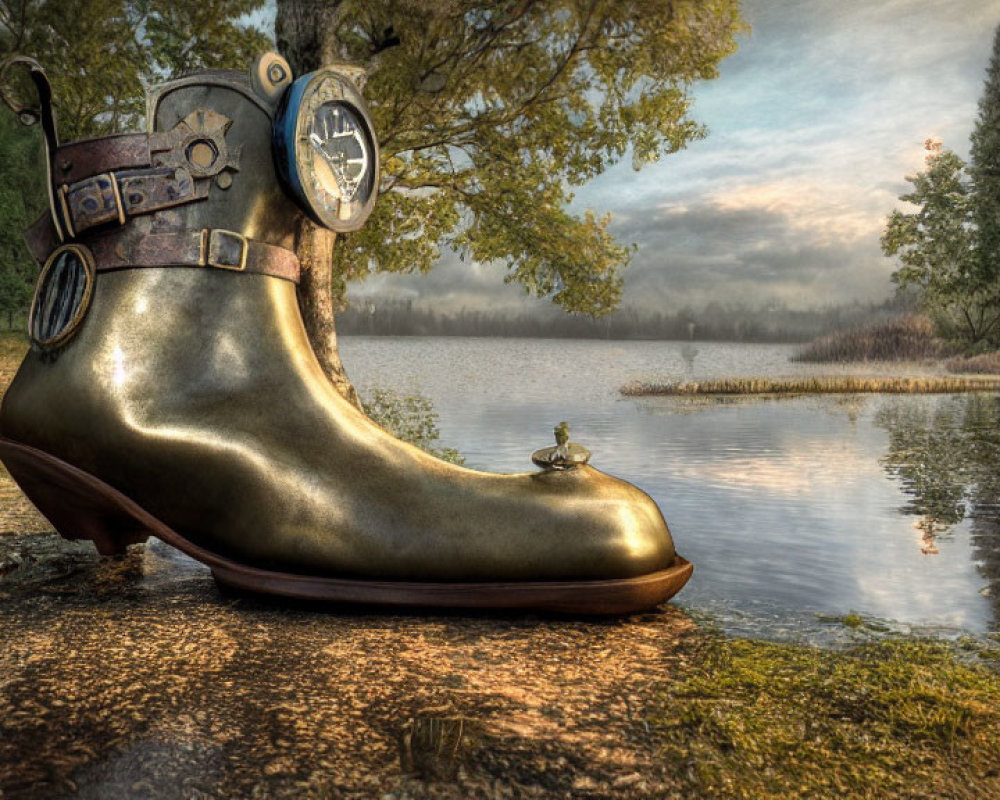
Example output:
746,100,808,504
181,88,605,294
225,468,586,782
653,633,1000,799
791,313,1000,376
622,374,1000,396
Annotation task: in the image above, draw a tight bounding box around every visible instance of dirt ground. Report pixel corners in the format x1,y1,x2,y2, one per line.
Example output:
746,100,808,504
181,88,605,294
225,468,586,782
0,475,698,800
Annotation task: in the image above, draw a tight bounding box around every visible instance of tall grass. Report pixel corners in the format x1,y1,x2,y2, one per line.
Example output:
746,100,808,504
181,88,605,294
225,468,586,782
792,314,944,362
622,375,1000,396
946,351,1000,375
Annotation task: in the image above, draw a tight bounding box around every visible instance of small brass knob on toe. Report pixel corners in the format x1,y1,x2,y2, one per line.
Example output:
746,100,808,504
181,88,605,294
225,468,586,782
531,422,591,470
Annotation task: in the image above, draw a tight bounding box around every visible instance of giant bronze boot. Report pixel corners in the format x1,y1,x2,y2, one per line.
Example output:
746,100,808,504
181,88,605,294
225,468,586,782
0,54,691,613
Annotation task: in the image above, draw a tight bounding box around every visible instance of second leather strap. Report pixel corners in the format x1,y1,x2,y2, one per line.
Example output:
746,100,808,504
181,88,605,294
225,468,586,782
87,228,301,284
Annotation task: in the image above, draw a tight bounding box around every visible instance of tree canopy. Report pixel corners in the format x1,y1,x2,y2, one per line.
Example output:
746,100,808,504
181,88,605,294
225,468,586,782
276,0,745,316
0,0,745,384
883,24,1000,352
0,0,270,139
0,0,269,327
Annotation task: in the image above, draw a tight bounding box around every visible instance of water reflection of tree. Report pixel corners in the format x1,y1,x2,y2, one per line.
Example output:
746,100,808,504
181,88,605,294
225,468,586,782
876,395,1000,617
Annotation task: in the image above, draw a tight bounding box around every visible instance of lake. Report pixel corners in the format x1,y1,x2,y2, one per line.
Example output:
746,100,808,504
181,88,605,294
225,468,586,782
339,336,1000,641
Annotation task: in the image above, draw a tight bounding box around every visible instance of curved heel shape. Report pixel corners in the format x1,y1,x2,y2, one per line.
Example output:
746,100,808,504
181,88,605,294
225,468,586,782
0,437,150,555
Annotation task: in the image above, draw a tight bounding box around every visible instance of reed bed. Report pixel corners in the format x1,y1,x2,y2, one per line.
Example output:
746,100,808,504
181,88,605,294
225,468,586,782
621,374,1000,396
946,351,1000,375
792,314,944,363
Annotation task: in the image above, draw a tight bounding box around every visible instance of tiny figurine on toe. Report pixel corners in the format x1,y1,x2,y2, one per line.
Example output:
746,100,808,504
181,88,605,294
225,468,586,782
531,422,591,470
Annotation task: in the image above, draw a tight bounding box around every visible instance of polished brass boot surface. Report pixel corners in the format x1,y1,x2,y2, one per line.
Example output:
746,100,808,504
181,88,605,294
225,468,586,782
0,57,692,613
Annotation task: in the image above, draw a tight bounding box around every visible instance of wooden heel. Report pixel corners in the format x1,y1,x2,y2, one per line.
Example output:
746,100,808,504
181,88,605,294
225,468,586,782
0,437,150,555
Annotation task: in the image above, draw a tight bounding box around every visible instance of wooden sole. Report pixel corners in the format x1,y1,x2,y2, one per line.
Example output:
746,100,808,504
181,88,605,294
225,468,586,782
0,436,693,614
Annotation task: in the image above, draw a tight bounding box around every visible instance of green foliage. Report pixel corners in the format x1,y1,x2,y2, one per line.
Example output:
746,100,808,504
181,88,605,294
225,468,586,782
0,0,746,324
137,0,273,81
881,140,1000,348
0,109,44,326
281,0,745,316
884,29,1000,352
0,0,270,139
0,1,269,322
361,387,464,464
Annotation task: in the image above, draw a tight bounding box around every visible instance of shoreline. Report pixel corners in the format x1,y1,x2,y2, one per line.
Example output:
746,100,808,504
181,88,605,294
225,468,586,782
622,373,1000,397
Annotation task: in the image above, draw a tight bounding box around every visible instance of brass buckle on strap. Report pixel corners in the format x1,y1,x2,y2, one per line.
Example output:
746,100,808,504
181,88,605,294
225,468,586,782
201,229,248,271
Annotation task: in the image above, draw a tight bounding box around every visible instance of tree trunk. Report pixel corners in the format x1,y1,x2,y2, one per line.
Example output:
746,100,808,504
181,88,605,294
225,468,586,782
275,0,362,409
293,217,361,407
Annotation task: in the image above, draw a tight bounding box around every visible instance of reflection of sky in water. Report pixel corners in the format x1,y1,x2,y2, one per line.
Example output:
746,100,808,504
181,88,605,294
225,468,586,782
340,337,997,636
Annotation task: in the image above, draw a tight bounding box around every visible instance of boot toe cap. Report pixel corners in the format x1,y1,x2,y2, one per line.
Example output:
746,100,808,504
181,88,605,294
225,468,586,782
528,466,678,581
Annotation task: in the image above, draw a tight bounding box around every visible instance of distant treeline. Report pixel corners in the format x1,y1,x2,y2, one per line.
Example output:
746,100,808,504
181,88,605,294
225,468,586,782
337,296,916,342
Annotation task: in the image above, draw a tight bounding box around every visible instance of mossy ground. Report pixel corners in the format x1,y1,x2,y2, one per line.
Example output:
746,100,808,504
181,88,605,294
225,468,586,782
653,632,1000,800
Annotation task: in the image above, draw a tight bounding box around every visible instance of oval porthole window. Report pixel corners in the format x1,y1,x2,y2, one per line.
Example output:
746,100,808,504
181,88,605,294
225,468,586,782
29,243,95,350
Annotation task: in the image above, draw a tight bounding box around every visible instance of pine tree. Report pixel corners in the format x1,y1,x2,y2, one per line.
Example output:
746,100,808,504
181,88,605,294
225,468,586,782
970,23,1000,320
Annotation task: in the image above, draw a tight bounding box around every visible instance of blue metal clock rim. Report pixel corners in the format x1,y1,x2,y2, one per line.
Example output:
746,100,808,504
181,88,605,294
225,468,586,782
273,73,309,218
272,71,377,232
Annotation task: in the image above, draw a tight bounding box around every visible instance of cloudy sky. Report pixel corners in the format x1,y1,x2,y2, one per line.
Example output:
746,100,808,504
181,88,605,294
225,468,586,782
320,0,1000,314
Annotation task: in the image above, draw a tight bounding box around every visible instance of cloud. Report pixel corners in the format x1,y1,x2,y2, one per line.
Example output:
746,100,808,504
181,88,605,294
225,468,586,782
349,250,536,312
613,196,891,311
348,0,1000,315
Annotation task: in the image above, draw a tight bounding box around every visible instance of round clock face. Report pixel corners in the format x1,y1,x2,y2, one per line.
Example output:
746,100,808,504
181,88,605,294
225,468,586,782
274,70,378,233
307,101,372,207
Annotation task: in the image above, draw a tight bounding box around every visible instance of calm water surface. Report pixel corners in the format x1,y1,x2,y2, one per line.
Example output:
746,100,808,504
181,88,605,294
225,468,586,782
339,337,1000,640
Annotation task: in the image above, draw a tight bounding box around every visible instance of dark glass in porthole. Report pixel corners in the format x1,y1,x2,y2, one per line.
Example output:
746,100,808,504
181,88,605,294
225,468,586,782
30,245,94,349
307,102,375,207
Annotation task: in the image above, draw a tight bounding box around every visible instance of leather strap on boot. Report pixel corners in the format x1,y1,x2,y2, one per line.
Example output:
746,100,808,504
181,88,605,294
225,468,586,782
88,228,300,283
24,108,247,256
57,167,210,238
52,133,153,184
